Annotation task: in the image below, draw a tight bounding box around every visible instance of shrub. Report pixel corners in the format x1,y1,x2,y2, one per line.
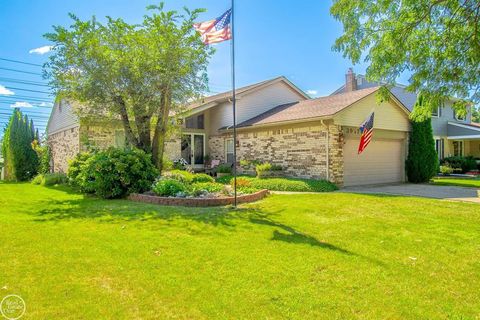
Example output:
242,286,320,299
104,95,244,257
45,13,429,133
237,187,259,195
173,158,188,170
32,173,67,186
191,182,224,196
405,108,438,183
152,179,186,197
256,162,272,178
216,174,234,184
441,156,477,173
68,148,158,198
220,175,337,192
439,165,454,175
270,164,283,171
162,170,194,183
192,173,215,183
162,157,174,171
217,164,232,174
231,177,251,188
67,152,91,187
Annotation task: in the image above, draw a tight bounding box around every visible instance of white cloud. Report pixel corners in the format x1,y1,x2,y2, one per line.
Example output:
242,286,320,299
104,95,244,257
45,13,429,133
10,101,33,108
38,102,53,107
306,89,318,96
0,85,14,96
29,45,53,55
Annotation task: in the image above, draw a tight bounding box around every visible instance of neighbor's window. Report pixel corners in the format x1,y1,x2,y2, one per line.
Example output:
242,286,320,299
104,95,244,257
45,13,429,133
114,129,125,148
225,139,234,163
435,139,444,159
185,114,205,129
453,140,464,157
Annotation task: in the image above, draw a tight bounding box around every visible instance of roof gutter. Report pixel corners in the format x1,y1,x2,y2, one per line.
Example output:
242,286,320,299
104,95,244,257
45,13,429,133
219,115,332,132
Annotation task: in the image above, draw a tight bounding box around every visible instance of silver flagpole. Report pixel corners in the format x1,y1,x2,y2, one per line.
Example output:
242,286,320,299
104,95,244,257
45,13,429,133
230,0,237,207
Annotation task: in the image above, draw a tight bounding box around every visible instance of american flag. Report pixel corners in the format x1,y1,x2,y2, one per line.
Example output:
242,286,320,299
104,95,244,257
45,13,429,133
358,112,375,154
193,9,232,45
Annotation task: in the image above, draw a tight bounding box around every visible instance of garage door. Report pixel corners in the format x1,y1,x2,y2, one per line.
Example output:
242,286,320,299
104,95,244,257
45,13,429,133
343,138,405,186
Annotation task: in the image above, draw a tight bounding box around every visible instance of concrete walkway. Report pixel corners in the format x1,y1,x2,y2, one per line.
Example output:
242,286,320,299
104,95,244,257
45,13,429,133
341,183,480,203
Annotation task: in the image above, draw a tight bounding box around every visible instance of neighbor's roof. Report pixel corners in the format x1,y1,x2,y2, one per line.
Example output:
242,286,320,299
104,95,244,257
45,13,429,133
187,76,309,112
236,86,382,128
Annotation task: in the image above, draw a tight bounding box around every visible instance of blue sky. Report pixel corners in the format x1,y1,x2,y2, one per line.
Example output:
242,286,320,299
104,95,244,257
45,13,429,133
0,0,408,138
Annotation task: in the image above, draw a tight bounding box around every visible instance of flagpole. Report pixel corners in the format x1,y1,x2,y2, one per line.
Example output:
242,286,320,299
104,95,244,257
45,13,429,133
230,0,237,207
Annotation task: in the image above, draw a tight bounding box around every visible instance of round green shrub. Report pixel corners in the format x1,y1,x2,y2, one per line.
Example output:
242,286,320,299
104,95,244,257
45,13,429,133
192,173,214,183
152,179,186,197
162,170,194,183
68,148,158,198
191,182,224,195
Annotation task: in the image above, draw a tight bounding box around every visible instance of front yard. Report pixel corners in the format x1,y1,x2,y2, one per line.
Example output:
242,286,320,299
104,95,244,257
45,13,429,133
432,177,480,188
1,182,479,319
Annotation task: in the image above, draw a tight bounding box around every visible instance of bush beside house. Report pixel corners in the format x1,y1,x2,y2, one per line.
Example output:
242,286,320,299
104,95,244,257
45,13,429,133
67,148,158,199
406,115,438,183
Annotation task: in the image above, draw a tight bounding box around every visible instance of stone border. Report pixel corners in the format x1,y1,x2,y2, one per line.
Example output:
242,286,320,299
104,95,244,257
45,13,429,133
128,189,269,207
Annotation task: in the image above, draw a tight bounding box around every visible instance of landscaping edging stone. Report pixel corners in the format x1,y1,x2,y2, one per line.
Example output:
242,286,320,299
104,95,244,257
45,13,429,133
128,189,269,207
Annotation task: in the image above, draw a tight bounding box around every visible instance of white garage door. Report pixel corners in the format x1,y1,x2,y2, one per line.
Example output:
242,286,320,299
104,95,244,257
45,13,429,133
343,138,405,186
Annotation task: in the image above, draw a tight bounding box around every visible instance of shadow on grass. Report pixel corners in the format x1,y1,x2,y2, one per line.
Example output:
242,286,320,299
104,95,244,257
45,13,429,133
29,187,392,264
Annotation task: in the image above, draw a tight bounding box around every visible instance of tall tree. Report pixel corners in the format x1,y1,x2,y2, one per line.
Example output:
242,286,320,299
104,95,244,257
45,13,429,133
2,109,39,181
406,96,439,183
45,4,214,170
331,0,480,114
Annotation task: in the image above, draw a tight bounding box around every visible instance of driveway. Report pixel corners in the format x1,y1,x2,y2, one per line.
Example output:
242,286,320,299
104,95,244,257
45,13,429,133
341,183,480,203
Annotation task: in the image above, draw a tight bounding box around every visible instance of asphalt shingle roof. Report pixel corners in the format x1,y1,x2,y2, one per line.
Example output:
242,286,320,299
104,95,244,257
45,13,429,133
236,86,380,128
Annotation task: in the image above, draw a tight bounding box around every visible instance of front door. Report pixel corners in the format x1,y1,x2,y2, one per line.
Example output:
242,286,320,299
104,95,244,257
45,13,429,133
181,134,205,168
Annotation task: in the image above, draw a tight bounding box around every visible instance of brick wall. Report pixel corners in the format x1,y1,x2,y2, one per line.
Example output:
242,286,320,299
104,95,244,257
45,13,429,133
48,126,80,173
208,123,344,185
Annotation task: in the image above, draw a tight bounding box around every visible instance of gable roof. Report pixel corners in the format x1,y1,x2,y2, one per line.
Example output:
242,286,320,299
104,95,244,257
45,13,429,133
236,86,385,128
186,76,309,114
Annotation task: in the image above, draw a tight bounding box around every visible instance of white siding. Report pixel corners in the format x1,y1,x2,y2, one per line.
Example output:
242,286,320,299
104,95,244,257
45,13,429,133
46,100,80,135
208,81,306,135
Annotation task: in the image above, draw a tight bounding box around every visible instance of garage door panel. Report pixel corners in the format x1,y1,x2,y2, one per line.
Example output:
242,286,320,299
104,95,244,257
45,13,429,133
343,138,404,186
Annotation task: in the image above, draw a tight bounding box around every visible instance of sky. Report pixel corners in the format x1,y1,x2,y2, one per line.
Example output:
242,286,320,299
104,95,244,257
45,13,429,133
0,0,411,138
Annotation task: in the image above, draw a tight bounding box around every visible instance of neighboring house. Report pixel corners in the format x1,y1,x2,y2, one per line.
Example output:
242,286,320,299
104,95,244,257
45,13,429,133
333,69,480,161
47,75,411,186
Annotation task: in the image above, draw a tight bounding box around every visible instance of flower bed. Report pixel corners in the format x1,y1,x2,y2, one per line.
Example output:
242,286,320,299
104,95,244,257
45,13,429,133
128,189,269,207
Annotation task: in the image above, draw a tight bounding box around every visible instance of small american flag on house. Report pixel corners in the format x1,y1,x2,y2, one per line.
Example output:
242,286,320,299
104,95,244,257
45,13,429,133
193,9,232,45
358,112,375,154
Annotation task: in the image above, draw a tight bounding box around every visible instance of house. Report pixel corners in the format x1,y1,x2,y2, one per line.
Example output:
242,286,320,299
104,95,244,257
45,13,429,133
47,74,412,186
333,69,480,161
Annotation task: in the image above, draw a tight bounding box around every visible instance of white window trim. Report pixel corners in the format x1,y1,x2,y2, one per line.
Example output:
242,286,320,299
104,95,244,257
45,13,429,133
225,138,234,163
182,133,206,167
452,140,464,157
431,106,440,118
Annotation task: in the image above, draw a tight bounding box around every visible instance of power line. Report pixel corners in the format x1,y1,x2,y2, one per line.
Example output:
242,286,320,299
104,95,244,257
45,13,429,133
0,78,49,87
2,86,52,95
0,99,54,106
0,67,43,76
0,95,53,103
0,77,48,86
0,110,51,117
0,58,43,67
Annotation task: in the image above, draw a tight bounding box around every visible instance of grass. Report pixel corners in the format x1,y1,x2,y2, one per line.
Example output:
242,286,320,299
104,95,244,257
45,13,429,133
216,175,338,192
431,177,480,188
0,182,479,319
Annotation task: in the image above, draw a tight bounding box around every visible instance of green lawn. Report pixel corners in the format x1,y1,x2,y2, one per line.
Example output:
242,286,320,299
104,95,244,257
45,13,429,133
1,182,479,319
432,177,480,188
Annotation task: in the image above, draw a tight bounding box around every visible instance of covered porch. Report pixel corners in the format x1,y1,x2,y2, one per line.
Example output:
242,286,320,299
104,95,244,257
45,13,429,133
445,122,480,159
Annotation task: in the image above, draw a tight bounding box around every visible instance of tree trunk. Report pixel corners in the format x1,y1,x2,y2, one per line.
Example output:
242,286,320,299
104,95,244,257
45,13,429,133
152,88,171,173
115,96,140,149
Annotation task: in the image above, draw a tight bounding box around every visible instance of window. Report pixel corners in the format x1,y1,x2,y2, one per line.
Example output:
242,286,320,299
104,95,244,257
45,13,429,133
453,140,464,157
431,106,441,117
114,129,125,148
185,114,205,129
225,139,234,163
435,139,444,160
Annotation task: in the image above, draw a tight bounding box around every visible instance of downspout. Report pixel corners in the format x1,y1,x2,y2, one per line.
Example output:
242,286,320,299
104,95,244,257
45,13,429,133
321,120,330,182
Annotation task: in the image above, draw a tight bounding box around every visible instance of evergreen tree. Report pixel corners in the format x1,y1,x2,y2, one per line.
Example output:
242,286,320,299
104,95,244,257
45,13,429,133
406,96,439,183
1,109,39,181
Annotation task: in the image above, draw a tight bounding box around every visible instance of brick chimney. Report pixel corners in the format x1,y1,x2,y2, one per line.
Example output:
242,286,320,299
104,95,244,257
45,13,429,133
345,68,357,92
